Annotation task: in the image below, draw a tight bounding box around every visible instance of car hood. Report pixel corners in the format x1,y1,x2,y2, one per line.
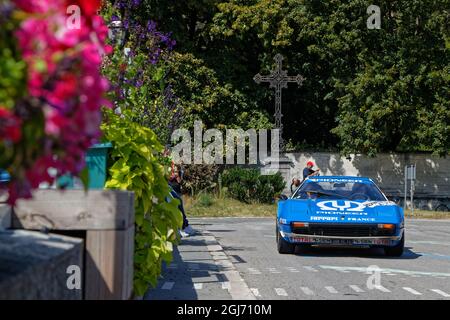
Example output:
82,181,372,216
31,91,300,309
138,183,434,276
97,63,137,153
278,199,403,224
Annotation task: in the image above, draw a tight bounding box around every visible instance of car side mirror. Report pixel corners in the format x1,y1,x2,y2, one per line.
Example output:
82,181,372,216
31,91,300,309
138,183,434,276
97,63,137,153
278,194,288,201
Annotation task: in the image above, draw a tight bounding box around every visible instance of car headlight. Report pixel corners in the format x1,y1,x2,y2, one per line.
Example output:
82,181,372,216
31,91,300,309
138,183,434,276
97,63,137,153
292,222,309,228
279,218,288,225
377,224,395,230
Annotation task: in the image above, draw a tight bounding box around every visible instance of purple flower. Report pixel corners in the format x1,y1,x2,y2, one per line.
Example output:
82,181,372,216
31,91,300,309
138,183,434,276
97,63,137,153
0,2,13,23
147,20,157,32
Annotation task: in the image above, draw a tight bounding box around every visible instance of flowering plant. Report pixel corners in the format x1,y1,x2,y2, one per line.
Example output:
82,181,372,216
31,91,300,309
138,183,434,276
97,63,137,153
100,1,184,295
0,0,111,203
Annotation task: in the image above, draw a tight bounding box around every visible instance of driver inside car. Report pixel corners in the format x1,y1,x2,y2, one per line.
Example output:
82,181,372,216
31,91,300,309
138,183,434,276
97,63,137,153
302,182,323,199
351,182,371,200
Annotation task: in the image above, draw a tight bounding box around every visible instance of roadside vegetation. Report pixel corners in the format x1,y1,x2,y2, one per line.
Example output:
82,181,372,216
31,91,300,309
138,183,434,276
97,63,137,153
185,193,450,220
404,209,450,219
184,194,277,218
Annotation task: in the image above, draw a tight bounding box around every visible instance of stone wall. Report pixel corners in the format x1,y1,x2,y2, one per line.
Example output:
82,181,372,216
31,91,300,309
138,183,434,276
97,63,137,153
283,152,449,198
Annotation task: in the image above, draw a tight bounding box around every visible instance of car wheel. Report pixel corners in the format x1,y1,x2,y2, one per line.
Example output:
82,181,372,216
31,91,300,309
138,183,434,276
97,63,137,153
384,232,405,257
276,223,295,254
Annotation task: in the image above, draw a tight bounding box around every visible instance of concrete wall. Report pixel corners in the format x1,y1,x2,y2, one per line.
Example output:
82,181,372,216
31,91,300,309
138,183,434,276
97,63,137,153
282,152,450,198
0,230,83,299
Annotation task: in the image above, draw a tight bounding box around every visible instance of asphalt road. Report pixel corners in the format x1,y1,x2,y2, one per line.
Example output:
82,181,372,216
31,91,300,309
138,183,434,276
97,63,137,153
146,217,450,300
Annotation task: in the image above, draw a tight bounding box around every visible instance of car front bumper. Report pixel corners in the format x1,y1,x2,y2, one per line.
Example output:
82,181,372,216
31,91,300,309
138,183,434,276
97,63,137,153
280,231,403,246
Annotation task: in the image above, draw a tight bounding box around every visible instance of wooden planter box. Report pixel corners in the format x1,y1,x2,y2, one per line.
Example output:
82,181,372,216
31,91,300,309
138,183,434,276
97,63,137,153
13,189,135,300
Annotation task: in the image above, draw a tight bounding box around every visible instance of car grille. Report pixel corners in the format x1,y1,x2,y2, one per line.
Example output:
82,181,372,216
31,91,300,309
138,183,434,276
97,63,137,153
292,223,395,237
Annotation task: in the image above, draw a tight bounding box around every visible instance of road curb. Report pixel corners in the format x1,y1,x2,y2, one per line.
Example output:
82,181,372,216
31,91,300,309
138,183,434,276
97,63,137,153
201,231,256,300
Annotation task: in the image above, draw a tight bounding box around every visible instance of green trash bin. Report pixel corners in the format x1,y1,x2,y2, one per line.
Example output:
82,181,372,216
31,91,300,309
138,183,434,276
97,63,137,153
56,142,112,189
85,142,112,189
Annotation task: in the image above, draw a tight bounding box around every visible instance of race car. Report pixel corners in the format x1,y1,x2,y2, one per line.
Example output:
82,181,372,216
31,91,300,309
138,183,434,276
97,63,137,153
276,176,405,256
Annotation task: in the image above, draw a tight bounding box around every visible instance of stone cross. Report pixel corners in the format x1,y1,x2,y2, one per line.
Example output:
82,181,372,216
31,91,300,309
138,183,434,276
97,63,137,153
254,54,305,150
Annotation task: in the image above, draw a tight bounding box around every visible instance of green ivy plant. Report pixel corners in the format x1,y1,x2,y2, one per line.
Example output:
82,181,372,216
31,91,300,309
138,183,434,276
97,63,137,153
101,108,183,296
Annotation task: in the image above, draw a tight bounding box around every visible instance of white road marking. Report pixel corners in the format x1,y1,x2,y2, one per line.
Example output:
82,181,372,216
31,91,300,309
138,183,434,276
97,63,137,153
300,287,314,295
267,268,281,274
207,244,224,251
189,263,199,270
374,285,391,293
432,253,445,257
325,286,338,294
161,282,174,290
216,260,233,268
207,235,256,300
409,240,450,247
319,265,450,278
250,288,261,297
248,268,262,274
430,289,450,298
403,287,422,295
303,266,318,272
275,288,288,296
221,282,231,290
349,285,365,293
211,251,227,257
194,283,203,290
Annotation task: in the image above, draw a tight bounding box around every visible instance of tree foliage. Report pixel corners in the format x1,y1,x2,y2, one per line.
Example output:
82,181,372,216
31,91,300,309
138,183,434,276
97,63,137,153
135,0,449,155
102,109,182,296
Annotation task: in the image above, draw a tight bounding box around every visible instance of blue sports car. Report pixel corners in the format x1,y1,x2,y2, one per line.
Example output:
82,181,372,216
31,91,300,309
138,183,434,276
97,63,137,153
276,176,405,256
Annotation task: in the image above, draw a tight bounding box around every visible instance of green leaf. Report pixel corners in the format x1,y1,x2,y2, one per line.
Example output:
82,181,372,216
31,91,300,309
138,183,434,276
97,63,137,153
79,166,90,191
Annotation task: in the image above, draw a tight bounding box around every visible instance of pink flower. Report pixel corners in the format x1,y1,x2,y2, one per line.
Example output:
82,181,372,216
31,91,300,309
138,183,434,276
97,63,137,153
0,107,22,143
68,0,103,17
4,0,111,204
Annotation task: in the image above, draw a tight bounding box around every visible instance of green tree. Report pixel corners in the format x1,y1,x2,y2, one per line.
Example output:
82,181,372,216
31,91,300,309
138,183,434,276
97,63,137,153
123,0,449,155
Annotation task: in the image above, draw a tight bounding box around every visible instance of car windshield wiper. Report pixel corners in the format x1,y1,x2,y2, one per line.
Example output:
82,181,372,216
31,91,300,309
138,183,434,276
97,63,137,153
303,190,347,199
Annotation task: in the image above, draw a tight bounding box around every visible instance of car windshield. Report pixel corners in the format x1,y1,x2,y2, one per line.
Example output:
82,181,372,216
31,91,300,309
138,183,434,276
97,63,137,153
292,179,386,201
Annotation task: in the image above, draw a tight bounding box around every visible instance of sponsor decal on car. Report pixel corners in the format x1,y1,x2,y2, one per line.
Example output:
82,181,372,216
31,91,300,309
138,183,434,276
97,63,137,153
310,216,339,221
309,216,375,222
289,236,391,246
346,217,376,222
309,178,364,183
362,201,397,208
318,211,368,216
317,200,366,212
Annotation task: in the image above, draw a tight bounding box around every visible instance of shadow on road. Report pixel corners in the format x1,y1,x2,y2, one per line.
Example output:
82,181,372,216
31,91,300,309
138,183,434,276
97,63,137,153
144,236,232,300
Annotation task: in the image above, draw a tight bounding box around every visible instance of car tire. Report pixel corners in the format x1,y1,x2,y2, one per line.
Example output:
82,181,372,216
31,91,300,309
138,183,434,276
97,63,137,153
276,223,295,254
384,232,405,257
